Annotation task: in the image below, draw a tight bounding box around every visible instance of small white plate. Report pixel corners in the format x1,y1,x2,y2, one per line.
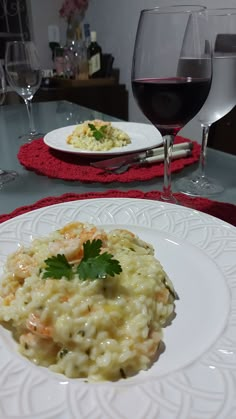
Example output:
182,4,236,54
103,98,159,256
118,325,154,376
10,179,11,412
0,198,235,418
43,122,163,157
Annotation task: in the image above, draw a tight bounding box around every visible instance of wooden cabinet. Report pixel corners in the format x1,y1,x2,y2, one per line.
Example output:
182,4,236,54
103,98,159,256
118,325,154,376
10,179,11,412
5,78,129,121
35,84,128,121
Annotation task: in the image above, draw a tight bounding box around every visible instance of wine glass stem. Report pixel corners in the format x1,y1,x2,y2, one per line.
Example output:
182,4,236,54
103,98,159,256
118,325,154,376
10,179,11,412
199,123,210,178
162,134,174,200
199,124,211,177
24,99,36,135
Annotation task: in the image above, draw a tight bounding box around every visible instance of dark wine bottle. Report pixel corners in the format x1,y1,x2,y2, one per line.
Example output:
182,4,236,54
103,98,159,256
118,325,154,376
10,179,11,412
88,31,102,78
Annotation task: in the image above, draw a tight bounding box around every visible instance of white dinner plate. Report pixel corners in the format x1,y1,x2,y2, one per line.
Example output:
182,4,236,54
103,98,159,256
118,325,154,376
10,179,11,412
43,122,163,157
0,198,235,419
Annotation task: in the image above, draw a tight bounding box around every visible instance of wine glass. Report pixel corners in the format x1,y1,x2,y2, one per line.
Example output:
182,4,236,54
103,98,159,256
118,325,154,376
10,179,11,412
132,5,212,203
177,8,236,196
5,41,44,142
0,62,18,186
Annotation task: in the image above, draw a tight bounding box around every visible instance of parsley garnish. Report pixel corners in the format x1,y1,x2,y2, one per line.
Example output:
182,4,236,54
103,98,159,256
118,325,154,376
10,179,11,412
42,239,122,281
43,254,73,280
88,123,108,141
77,239,122,280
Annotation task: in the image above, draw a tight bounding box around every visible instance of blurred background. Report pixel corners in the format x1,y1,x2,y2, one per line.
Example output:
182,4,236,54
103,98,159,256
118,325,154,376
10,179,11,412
1,0,236,147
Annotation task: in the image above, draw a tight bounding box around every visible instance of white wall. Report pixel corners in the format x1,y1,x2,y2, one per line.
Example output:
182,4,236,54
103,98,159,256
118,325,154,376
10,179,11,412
85,0,236,142
28,0,66,69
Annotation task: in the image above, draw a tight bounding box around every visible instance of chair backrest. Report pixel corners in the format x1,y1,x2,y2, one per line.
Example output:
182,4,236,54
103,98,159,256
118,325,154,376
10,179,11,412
215,34,236,53
208,108,236,155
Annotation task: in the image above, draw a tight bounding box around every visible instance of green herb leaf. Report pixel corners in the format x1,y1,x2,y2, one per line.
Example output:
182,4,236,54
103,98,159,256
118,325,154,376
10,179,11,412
83,239,102,259
42,240,122,282
100,125,108,133
77,239,122,280
88,123,96,131
93,130,104,141
88,123,108,141
42,254,73,280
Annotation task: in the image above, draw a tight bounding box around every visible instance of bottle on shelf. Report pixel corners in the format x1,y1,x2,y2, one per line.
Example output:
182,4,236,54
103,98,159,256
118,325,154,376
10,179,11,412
74,41,89,80
54,46,65,76
88,31,103,78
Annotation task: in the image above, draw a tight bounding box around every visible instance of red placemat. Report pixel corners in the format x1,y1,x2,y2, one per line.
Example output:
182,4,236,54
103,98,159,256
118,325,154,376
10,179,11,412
17,136,201,183
0,190,235,227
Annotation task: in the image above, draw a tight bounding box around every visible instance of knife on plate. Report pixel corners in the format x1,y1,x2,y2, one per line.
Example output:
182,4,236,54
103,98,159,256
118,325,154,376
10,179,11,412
91,142,193,171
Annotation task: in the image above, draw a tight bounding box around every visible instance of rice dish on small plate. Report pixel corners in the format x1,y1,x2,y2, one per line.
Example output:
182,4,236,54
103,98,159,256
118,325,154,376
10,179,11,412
66,120,131,151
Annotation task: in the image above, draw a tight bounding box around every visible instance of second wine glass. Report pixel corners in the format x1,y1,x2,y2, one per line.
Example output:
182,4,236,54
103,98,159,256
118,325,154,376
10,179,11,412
132,5,212,203
5,41,44,141
177,8,236,196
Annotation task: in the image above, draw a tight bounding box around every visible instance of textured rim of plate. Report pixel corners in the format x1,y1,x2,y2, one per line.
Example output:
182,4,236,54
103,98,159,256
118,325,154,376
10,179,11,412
0,198,235,419
43,122,163,156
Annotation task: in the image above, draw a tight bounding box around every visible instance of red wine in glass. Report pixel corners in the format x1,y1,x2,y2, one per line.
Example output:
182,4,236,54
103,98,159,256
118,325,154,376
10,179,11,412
132,77,211,136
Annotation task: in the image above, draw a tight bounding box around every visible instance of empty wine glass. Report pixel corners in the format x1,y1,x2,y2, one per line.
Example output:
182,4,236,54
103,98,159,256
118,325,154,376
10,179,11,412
5,41,44,142
177,8,236,196
0,62,18,186
132,5,212,203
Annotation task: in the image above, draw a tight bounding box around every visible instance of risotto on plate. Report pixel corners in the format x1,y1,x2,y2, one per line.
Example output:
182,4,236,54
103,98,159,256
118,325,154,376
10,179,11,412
0,221,177,381
66,120,131,151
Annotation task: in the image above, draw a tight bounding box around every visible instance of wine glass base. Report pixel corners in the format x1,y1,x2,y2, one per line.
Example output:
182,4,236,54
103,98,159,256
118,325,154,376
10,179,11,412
176,174,224,196
160,193,178,204
0,170,18,186
19,132,44,142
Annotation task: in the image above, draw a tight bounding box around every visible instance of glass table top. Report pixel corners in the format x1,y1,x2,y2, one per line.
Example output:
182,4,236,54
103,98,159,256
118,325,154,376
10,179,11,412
0,100,235,215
